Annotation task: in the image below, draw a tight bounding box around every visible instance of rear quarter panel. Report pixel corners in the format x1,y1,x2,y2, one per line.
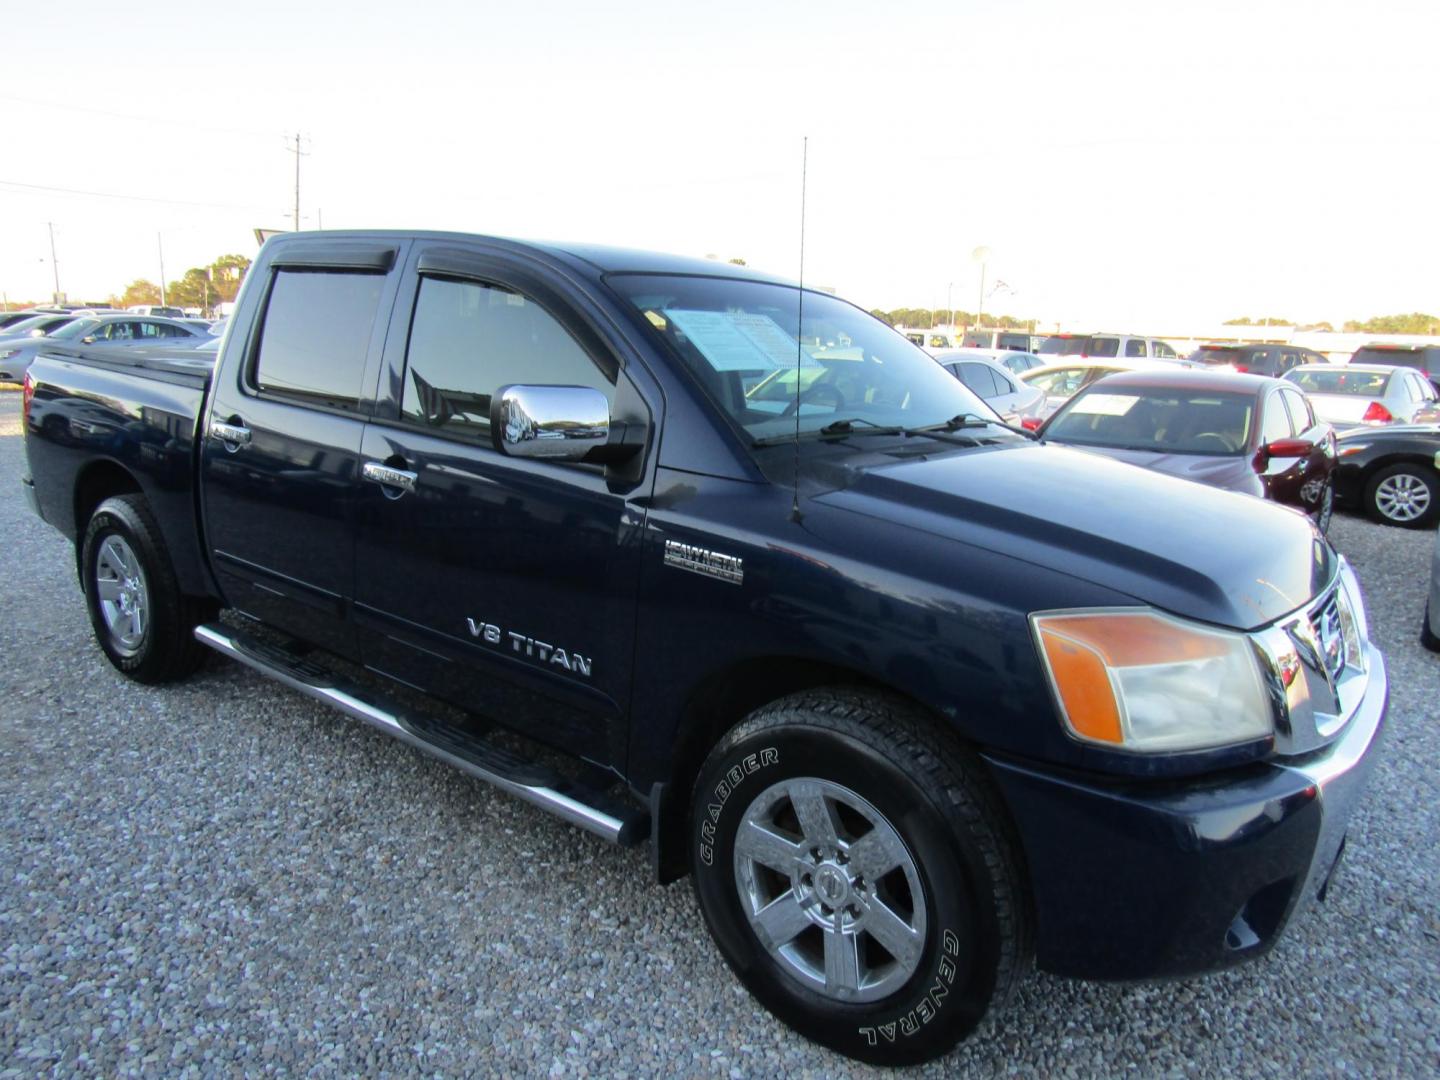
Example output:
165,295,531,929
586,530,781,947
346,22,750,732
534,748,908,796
24,352,214,597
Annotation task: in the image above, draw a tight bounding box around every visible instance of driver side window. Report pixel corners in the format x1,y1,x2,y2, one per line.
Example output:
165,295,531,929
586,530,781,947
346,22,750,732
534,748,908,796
400,275,613,441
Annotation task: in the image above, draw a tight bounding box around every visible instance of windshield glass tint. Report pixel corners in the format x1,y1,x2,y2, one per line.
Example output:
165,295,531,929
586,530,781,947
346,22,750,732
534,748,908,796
1285,368,1390,396
1191,348,1242,365
608,274,989,441
49,318,101,340
1350,348,1420,366
1046,388,1255,456
1037,336,1089,356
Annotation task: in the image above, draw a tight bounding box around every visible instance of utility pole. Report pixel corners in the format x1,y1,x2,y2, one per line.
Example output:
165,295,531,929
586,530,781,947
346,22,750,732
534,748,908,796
46,221,61,301
286,133,309,232
157,233,168,306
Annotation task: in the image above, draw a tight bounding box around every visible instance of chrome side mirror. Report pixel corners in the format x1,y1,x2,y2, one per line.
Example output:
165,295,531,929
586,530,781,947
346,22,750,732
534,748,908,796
491,384,611,461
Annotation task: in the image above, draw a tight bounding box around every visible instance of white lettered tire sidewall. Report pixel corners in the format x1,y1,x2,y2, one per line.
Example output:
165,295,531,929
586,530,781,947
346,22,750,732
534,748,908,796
688,695,1020,1066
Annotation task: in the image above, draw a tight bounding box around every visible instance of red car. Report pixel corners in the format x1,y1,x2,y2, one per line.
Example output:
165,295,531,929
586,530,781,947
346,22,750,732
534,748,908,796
1039,370,1336,531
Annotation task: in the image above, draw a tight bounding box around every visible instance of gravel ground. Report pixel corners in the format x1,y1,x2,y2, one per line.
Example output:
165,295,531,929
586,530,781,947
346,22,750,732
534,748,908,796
1,387,1437,1078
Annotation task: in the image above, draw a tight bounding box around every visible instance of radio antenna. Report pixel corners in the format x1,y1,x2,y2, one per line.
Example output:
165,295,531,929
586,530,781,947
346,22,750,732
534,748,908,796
790,136,808,524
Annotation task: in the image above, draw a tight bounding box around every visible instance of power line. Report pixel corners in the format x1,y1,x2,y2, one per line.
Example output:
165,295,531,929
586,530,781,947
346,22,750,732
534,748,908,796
0,93,281,140
0,177,274,213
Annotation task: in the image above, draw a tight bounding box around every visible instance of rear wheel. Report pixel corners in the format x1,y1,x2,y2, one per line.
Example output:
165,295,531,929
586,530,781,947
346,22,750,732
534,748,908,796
689,689,1028,1065
81,495,212,683
1364,463,1439,528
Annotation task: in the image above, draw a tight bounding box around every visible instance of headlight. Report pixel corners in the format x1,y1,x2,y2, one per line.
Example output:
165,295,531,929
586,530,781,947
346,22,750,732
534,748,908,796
1336,559,1368,669
1031,609,1272,753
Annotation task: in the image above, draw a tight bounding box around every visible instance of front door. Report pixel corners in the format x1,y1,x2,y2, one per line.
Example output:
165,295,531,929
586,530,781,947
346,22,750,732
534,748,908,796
351,248,648,767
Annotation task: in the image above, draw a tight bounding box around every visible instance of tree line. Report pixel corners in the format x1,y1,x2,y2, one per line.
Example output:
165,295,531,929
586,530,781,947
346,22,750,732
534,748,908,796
116,254,252,312
1225,313,1440,334
868,308,1035,329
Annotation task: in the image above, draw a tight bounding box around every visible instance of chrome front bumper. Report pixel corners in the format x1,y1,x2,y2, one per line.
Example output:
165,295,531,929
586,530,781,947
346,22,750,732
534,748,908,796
1285,642,1387,904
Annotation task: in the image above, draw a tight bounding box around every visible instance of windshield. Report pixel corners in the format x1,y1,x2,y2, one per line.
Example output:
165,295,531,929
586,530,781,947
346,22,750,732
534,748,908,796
1190,348,1244,365
1045,387,1256,456
1350,347,1423,367
3,315,72,337
608,274,991,442
1038,336,1089,357
49,318,102,340
1285,368,1390,396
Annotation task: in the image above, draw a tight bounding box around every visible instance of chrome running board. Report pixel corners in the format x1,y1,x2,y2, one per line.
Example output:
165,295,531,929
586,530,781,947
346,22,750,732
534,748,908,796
194,622,648,846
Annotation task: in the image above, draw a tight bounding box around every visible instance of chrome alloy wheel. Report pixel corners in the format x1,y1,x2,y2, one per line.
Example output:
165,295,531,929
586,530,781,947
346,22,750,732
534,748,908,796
94,535,149,656
1375,472,1431,522
733,778,926,1003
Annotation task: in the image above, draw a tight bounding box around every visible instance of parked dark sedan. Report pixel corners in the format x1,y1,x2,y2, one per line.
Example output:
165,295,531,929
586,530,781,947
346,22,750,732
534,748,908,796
1332,424,1440,528
1039,370,1336,530
1189,343,1329,377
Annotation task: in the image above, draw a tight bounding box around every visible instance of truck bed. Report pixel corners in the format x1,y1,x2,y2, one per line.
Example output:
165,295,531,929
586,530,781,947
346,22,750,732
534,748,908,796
38,342,217,388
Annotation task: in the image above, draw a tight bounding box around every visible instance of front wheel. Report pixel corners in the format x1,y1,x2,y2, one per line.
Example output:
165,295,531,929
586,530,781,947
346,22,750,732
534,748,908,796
81,494,212,683
1365,463,1439,528
689,690,1029,1065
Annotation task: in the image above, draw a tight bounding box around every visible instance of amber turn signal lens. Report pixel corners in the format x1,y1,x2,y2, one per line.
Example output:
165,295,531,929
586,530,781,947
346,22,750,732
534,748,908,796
1036,625,1123,744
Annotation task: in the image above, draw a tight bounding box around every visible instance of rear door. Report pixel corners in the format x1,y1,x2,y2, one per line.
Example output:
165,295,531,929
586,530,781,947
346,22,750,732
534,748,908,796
199,240,405,657
1278,386,1331,510
350,243,652,767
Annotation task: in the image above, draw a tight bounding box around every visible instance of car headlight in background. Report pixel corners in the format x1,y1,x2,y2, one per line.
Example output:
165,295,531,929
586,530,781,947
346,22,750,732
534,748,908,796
1032,609,1272,753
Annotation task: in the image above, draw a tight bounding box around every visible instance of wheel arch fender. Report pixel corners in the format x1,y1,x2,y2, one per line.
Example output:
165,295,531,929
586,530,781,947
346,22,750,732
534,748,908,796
648,655,1004,885
72,459,143,584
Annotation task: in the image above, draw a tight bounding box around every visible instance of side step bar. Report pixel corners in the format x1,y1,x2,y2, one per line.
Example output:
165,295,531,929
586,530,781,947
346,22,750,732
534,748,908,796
194,623,649,847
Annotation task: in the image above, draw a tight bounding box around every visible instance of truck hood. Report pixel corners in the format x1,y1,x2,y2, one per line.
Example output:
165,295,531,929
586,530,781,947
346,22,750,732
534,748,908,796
813,442,1333,630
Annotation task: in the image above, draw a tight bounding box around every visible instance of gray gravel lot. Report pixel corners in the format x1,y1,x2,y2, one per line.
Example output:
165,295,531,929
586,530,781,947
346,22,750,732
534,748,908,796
1,387,1437,1077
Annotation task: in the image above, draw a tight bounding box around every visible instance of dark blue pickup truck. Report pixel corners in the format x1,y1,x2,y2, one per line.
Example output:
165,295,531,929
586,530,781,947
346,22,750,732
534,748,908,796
20,231,1387,1065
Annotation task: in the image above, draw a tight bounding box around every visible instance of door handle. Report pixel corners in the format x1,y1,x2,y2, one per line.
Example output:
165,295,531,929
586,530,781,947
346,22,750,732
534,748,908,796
363,460,418,496
210,419,251,450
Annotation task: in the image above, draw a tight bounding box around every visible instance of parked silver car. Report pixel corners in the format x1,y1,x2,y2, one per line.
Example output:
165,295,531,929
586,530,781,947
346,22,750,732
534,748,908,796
0,314,207,383
933,351,1046,425
1284,364,1440,427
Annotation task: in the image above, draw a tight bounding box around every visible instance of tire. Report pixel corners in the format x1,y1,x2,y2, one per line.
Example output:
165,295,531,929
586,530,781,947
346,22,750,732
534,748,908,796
688,689,1029,1066
1423,601,1440,654
81,494,212,683
1364,463,1439,528
1304,477,1334,535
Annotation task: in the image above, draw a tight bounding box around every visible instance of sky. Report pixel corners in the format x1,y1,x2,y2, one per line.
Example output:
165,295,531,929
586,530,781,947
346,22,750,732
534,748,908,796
3,0,1436,330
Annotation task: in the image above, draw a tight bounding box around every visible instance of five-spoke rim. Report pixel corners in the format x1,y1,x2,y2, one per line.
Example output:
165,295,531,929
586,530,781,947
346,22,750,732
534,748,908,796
1375,473,1431,522
734,777,926,1003
95,535,148,656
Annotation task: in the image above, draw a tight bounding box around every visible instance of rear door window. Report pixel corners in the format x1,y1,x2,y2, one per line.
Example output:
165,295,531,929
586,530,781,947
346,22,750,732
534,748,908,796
1124,339,1147,357
1260,393,1291,444
1279,388,1314,434
253,269,386,409
399,275,613,441
957,362,1000,398
1088,337,1119,358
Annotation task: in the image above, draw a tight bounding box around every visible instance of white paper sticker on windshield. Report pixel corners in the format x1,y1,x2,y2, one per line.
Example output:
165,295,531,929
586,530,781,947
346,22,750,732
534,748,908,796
664,309,799,372
1071,393,1140,416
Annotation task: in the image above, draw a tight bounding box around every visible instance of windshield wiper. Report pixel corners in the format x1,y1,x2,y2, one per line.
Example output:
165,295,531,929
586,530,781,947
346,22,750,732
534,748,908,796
908,413,1036,440
752,418,905,446
752,413,1032,448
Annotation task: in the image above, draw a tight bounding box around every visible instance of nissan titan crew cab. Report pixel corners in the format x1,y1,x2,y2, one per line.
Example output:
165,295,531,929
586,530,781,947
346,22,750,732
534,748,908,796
20,231,1387,1066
